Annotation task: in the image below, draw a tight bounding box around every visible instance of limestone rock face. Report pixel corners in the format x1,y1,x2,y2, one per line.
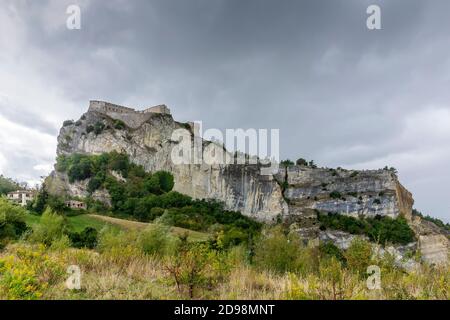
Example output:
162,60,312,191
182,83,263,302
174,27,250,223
275,166,414,220
411,216,450,265
47,100,448,264
53,101,287,222
51,101,414,223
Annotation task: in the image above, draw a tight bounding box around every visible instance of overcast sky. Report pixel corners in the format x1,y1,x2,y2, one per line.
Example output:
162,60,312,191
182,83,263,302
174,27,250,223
1,0,450,222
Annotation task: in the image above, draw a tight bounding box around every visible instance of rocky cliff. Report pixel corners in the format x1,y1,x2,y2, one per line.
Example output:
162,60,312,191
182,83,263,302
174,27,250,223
46,100,449,265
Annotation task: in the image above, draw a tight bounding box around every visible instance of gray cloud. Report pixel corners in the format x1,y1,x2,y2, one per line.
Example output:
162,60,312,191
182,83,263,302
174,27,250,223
1,0,450,221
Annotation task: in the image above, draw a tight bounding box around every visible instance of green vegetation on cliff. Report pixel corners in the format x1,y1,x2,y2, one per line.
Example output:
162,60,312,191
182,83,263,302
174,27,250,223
413,209,450,233
318,212,416,245
54,152,261,247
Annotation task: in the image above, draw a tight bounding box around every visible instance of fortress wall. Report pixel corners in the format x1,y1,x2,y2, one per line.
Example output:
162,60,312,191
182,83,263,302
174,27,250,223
88,100,154,128
89,100,135,113
143,105,171,115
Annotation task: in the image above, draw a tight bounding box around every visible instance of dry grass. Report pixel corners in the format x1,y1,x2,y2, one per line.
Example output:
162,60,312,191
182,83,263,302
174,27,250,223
88,214,209,242
1,243,448,300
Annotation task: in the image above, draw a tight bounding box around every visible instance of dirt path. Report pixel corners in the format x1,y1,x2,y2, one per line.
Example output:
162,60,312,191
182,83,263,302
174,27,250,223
88,214,150,230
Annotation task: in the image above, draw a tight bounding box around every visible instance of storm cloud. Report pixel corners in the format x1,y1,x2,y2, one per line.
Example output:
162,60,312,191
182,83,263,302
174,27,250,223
1,0,450,221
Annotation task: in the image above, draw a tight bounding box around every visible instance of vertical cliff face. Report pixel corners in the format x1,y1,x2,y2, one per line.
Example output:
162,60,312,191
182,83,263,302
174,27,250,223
46,100,449,264
52,100,414,224
275,166,414,220
52,101,288,222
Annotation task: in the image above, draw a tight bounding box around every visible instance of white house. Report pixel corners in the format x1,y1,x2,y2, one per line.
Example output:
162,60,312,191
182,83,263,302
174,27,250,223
7,190,35,207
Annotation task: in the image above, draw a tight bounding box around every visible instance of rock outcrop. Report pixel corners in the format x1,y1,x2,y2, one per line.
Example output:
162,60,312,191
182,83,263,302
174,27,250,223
46,100,449,264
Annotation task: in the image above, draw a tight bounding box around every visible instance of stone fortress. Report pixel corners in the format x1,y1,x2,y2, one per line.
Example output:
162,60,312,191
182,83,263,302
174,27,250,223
88,100,171,129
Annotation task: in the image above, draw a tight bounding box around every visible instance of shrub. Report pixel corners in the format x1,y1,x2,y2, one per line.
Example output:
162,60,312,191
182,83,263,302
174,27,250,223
318,256,345,300
97,228,142,266
330,191,342,199
86,125,94,134
319,242,346,265
318,213,415,245
165,237,226,299
153,171,175,193
113,119,126,130
0,197,28,242
138,224,172,256
280,160,294,167
93,121,105,135
29,209,67,247
253,226,304,274
344,238,373,276
68,227,98,249
296,158,308,166
63,120,74,127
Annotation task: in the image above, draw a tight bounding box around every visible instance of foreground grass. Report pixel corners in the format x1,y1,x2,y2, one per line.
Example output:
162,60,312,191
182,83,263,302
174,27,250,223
0,242,448,300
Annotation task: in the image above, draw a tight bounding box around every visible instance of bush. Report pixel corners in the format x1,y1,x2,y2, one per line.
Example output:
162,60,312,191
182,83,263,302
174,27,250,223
0,197,28,242
138,224,172,256
93,121,105,135
113,119,126,130
165,237,226,299
296,158,308,166
86,125,94,134
68,227,98,249
63,120,74,127
330,191,342,199
153,171,175,193
319,242,346,265
318,213,415,245
280,160,294,167
253,226,305,274
29,209,67,247
344,238,373,275
97,228,142,266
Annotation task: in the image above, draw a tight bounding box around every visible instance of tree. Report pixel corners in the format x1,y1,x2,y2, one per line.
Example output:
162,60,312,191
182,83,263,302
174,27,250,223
280,160,294,167
253,226,304,274
0,175,20,195
0,197,28,242
29,209,67,247
165,236,223,298
296,158,308,166
344,238,373,276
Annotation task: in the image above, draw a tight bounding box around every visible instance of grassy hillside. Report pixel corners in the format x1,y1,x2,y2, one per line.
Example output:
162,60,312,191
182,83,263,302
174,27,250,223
1,197,449,300
24,213,113,232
